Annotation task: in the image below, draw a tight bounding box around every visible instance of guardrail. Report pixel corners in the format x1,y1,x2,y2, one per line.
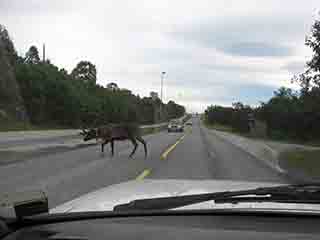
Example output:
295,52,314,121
0,114,189,143
140,114,188,129
208,129,285,174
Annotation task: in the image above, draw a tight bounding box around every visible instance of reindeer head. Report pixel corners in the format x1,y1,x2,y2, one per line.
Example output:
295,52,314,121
80,128,97,141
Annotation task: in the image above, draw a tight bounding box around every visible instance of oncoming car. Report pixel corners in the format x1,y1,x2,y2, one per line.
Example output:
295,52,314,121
168,120,184,132
186,121,192,126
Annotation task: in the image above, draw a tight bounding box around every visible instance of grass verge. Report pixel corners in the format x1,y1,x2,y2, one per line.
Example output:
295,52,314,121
265,135,320,147
0,119,69,132
280,149,320,177
202,120,234,133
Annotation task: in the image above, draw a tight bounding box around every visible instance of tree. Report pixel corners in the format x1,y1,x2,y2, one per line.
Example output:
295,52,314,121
107,82,119,91
1,25,186,128
71,61,97,84
232,102,244,110
150,91,159,100
274,87,293,98
0,24,18,65
25,45,40,64
203,16,320,141
59,68,68,76
306,18,320,73
294,16,320,91
166,100,185,120
204,103,251,133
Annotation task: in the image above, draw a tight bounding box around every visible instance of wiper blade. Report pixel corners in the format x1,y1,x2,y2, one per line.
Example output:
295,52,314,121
113,184,320,211
214,196,320,204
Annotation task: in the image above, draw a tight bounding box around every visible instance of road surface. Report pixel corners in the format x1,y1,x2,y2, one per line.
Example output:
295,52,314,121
0,117,288,208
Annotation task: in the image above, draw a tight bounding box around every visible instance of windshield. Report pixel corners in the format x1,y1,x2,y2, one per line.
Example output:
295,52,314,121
1,0,320,217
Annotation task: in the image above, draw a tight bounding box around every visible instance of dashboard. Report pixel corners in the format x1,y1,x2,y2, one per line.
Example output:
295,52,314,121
3,213,320,240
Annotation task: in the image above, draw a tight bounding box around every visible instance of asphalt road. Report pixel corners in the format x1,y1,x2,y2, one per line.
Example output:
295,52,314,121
0,117,288,208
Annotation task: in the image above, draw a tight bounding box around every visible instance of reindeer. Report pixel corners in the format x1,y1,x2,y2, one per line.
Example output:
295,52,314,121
81,123,147,158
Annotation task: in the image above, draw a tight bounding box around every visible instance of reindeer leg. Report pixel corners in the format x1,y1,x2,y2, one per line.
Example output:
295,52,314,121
136,135,147,158
129,138,138,158
101,139,109,156
101,142,105,153
110,139,114,156
100,142,105,157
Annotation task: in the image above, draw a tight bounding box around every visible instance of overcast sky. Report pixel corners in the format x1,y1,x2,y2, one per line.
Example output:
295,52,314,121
1,0,319,112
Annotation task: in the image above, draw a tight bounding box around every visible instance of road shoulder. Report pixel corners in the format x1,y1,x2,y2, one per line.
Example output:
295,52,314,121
205,126,320,183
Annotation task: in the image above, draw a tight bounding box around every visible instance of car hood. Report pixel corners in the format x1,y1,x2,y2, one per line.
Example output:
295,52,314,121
51,179,320,213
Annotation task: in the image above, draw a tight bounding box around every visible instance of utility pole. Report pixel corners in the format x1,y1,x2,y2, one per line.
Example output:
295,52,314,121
42,43,46,62
160,71,166,122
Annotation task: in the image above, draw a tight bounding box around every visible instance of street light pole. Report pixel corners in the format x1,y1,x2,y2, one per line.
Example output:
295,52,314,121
160,71,166,122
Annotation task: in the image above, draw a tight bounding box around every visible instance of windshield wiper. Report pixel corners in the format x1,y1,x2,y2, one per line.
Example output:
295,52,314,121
113,184,320,211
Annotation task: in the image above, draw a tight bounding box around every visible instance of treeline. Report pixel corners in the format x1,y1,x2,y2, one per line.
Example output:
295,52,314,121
0,25,185,128
205,16,320,141
255,87,320,140
205,102,253,133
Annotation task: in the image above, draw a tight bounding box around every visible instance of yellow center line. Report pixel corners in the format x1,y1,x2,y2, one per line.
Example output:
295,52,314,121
135,131,189,180
135,169,151,180
160,134,186,160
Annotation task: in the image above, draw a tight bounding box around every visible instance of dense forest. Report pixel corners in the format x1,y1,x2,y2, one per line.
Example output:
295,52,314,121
0,25,185,129
205,16,320,141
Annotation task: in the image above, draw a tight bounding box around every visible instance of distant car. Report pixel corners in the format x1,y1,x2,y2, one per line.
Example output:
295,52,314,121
186,121,192,126
168,120,184,132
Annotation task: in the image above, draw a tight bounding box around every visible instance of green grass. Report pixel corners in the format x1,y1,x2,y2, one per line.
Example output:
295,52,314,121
0,119,33,132
280,149,320,177
0,118,70,132
254,131,320,147
0,123,70,132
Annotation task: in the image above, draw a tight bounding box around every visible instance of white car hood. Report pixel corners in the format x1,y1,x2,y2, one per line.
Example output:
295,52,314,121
51,179,320,213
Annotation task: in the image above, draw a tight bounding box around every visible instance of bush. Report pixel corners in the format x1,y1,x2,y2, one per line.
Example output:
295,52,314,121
205,103,251,133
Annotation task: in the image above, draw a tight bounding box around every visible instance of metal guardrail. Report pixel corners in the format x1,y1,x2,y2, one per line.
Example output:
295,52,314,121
140,114,188,129
0,115,189,143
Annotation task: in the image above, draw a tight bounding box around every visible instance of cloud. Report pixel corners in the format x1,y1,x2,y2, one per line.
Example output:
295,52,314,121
0,0,76,17
1,0,319,112
168,82,277,112
139,43,293,90
283,61,306,75
169,15,311,58
218,42,292,57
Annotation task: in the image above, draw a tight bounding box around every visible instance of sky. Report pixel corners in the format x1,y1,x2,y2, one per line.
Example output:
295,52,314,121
1,0,319,112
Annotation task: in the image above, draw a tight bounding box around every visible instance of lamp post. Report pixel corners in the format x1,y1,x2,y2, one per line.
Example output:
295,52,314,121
160,71,166,121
